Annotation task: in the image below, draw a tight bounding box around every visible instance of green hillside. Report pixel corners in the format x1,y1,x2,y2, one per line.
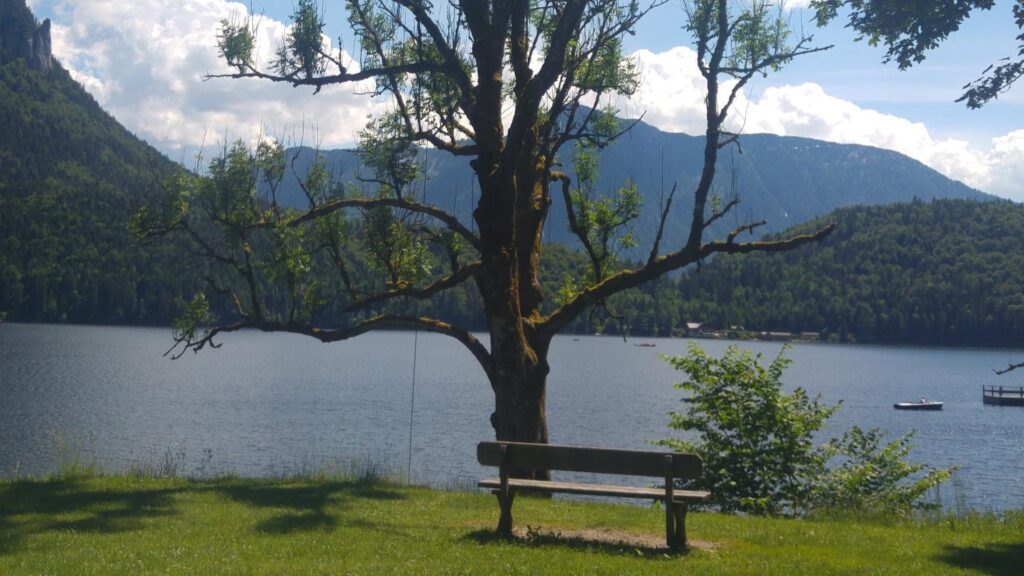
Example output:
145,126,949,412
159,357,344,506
0,0,198,323
674,199,1024,347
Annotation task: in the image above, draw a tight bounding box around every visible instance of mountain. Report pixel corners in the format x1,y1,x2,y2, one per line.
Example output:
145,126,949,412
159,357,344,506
276,119,991,259
0,0,196,322
0,0,1001,333
671,199,1024,347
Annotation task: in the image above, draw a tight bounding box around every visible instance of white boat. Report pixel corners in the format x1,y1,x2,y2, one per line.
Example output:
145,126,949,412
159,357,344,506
893,400,943,411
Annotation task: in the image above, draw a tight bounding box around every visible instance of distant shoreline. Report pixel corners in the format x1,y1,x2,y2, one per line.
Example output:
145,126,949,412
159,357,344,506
5,320,1024,353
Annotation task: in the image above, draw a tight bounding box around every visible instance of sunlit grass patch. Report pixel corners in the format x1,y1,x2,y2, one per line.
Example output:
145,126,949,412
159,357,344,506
0,473,1021,575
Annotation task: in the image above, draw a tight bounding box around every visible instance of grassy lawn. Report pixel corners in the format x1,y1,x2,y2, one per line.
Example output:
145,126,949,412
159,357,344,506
1,473,1021,575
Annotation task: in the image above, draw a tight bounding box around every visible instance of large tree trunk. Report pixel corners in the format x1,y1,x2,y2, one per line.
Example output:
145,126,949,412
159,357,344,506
488,330,550,443
473,135,554,479
488,322,552,480
476,234,552,478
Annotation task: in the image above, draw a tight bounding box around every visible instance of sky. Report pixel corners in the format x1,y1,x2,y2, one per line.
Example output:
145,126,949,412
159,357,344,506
25,0,1024,200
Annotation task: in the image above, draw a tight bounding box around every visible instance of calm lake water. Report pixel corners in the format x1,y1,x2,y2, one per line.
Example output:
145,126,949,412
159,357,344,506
1,322,1022,510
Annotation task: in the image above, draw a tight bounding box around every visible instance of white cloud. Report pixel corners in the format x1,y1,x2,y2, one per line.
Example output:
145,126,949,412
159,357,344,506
986,130,1024,198
622,47,708,135
622,46,1024,201
45,0,382,158
36,1,1021,200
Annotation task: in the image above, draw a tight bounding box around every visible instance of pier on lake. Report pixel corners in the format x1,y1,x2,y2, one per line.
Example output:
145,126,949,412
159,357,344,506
982,385,1024,406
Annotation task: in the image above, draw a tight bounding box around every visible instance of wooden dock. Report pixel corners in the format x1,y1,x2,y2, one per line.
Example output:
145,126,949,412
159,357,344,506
982,385,1024,406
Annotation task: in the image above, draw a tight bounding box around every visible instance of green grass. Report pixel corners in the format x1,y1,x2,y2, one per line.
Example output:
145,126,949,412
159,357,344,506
1,473,1021,575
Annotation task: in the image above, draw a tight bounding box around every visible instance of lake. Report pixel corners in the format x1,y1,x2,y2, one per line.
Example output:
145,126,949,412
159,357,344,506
1,322,1022,510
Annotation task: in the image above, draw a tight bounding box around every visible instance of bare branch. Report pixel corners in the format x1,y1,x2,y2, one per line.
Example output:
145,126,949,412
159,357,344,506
341,261,482,314
995,361,1024,376
647,182,677,265
172,315,494,382
718,44,832,124
204,61,445,91
540,222,835,335
702,197,741,232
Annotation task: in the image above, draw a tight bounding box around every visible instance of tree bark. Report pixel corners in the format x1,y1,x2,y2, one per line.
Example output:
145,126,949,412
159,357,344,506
473,137,554,479
487,323,552,480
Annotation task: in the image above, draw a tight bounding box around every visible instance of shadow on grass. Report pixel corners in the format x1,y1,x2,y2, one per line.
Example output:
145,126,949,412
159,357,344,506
0,477,181,555
465,528,687,559
935,542,1024,576
214,479,405,535
0,476,408,554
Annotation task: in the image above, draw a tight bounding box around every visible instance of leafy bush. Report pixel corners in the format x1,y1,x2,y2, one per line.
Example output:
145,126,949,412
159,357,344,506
811,426,954,514
659,343,952,515
657,344,837,514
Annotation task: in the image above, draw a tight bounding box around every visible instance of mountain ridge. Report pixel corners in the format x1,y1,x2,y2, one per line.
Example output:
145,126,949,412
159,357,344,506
276,118,990,258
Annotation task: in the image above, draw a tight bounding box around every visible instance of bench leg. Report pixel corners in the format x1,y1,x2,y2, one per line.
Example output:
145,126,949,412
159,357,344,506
666,502,688,550
496,490,516,538
665,499,674,549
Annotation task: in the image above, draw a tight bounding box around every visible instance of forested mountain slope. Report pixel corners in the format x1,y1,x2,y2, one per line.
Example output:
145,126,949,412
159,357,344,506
673,199,1024,347
0,0,197,323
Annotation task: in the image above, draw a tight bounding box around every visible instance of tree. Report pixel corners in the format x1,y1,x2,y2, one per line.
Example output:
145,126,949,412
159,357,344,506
136,0,831,477
811,0,1024,108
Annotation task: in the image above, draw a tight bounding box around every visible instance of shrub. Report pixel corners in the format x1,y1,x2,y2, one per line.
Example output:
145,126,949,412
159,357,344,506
659,343,952,516
657,343,837,514
811,426,954,514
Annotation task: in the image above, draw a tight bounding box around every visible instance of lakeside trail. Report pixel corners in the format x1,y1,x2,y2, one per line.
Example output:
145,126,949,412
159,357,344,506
1,474,1022,575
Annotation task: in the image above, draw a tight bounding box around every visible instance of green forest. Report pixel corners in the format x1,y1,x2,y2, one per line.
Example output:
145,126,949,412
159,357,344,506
674,199,1024,347
0,39,207,324
365,198,1024,347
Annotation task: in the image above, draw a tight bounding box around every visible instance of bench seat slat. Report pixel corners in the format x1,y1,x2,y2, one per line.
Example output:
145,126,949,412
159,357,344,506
477,441,702,478
478,477,710,502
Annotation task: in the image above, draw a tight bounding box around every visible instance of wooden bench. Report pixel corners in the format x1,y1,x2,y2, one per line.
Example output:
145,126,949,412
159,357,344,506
477,441,710,549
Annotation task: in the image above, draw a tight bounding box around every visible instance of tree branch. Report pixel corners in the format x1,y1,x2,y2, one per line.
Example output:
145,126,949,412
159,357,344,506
271,197,481,252
540,223,835,335
341,261,482,314
647,182,677,265
995,361,1024,375
204,61,446,92
172,315,494,382
393,0,475,105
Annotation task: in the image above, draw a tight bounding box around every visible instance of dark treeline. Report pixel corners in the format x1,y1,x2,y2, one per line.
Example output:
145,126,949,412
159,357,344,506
675,199,1024,347
405,199,1024,347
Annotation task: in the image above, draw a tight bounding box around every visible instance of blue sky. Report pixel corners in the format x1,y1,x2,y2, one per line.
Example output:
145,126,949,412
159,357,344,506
27,0,1024,199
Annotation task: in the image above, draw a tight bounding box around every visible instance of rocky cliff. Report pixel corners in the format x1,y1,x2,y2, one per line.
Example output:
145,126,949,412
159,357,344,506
0,0,53,71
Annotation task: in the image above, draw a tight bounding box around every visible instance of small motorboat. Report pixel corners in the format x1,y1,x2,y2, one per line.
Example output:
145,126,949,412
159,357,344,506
634,343,656,347
893,398,943,411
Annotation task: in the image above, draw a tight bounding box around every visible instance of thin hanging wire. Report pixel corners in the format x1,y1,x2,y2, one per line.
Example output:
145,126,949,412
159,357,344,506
407,328,419,484
407,148,427,484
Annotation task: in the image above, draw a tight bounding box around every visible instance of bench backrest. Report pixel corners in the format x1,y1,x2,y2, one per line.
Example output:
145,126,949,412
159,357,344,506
477,441,702,480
